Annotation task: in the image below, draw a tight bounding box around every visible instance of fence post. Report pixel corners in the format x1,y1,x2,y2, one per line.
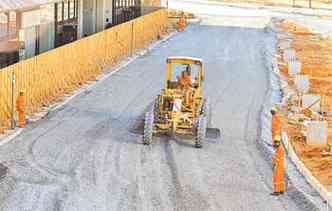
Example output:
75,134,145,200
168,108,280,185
10,70,15,129
131,21,134,56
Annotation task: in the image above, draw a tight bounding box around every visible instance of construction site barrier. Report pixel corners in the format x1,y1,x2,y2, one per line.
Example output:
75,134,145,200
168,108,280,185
0,9,168,133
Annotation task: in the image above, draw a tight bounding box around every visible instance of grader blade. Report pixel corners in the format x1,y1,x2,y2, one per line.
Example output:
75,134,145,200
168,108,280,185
206,128,221,139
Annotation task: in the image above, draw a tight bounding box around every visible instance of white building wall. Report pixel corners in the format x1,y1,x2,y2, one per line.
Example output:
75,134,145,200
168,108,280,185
96,0,104,32
78,0,84,38
39,4,55,53
104,0,112,27
82,0,96,36
82,0,113,35
20,9,40,58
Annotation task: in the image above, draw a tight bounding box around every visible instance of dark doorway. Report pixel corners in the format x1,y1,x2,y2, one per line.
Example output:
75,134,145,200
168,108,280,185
112,0,141,26
0,51,19,68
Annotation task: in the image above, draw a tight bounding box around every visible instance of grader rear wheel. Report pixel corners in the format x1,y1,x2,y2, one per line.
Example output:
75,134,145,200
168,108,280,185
143,112,154,145
154,95,161,122
195,115,207,148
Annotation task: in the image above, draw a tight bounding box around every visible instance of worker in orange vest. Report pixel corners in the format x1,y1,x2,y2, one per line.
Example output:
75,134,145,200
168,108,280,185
177,12,186,32
271,135,285,196
271,106,281,145
178,71,191,90
16,90,26,128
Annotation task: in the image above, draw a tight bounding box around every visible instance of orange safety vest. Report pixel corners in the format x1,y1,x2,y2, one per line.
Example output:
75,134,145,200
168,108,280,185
16,96,25,112
273,145,285,193
177,76,185,88
177,16,185,31
182,74,192,89
271,115,281,142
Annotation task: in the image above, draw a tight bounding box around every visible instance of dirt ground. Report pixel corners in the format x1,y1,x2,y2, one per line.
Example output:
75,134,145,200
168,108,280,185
277,20,332,192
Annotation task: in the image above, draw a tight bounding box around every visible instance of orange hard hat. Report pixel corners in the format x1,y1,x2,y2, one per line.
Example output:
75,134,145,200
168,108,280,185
274,135,281,142
271,105,278,112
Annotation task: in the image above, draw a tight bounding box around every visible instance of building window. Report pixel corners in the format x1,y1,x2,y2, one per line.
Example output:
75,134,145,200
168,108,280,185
54,0,79,47
112,0,141,26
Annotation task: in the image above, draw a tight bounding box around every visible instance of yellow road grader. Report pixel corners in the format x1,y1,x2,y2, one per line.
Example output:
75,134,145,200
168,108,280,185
143,56,212,148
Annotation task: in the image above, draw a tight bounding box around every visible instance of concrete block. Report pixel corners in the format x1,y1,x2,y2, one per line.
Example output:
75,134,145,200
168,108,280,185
278,40,291,50
288,60,301,75
306,121,328,146
321,95,332,113
294,75,309,93
277,33,291,40
283,49,296,62
302,94,321,112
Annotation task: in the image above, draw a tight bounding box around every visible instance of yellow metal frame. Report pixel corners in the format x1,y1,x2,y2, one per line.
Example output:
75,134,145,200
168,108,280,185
155,56,205,136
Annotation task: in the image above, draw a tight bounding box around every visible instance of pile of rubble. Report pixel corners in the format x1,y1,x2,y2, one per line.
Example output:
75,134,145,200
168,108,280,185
276,20,332,191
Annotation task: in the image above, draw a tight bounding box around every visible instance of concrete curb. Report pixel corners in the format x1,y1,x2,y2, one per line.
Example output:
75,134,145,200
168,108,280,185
0,129,23,147
282,131,332,208
0,30,177,147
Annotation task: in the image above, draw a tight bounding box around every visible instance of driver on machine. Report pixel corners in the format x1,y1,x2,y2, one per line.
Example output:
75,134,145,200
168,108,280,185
177,65,193,90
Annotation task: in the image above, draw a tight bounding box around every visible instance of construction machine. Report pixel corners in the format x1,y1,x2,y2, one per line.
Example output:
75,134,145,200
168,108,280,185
143,56,213,148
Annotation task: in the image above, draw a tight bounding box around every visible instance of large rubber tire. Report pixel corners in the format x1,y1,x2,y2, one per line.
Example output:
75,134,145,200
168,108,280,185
201,98,211,128
153,95,161,122
195,115,207,148
143,112,154,145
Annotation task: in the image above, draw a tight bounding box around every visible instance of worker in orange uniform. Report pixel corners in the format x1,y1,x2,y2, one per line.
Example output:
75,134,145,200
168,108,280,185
178,71,190,90
177,12,186,32
271,106,281,145
16,90,26,128
177,74,186,89
271,135,285,196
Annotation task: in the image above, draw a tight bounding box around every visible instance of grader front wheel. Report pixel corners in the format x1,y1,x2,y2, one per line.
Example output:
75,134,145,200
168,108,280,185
143,112,154,145
195,115,207,148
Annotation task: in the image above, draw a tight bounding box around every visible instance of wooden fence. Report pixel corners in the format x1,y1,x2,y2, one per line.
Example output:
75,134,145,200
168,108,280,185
0,9,168,132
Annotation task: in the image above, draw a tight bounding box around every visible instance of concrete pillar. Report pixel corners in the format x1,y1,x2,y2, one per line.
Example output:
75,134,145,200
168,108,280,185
82,0,96,36
96,0,104,32
104,0,112,27
5,12,10,36
15,11,22,39
78,0,84,38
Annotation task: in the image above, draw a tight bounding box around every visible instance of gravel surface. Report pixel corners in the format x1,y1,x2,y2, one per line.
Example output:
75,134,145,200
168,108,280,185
0,5,313,211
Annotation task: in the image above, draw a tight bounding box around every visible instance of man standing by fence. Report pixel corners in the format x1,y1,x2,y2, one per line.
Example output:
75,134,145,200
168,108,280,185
16,90,26,128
